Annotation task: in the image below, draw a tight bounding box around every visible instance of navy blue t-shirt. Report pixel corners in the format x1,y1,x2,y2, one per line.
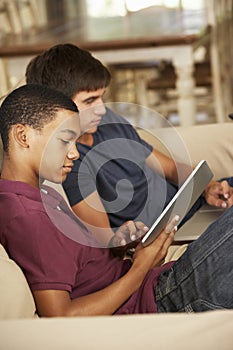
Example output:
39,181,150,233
63,108,179,229
224,177,233,187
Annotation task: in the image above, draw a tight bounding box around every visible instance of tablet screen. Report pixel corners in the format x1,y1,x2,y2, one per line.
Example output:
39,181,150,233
141,160,213,246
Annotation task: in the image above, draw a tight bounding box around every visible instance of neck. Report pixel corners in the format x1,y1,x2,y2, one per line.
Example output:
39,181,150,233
78,133,94,146
1,155,39,188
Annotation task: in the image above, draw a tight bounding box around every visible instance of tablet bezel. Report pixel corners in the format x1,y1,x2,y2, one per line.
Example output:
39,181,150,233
141,160,213,247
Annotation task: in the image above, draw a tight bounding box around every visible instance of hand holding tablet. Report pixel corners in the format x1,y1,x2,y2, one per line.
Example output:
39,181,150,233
142,160,213,247
165,215,180,234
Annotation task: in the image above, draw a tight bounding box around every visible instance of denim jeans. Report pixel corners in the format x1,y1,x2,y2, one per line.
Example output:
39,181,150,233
155,205,233,312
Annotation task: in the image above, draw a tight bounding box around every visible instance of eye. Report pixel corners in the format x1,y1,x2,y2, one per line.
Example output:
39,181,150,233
85,99,94,105
60,139,70,145
85,96,99,105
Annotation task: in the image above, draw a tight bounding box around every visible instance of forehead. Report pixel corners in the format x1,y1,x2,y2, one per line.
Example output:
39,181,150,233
46,109,80,135
73,88,105,101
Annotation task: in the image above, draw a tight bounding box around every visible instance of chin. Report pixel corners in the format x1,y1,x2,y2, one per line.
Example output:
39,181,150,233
61,174,68,183
86,126,98,134
51,177,63,184
50,172,66,184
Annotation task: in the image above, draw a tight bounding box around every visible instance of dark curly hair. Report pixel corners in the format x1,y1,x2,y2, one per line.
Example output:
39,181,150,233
0,84,78,151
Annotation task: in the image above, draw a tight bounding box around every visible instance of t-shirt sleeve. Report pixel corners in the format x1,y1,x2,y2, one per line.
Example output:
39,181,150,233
115,115,153,155
105,109,153,155
219,176,233,186
6,213,79,292
134,129,153,154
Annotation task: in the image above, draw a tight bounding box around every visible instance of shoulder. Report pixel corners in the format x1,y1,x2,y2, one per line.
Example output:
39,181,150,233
93,108,153,154
104,107,128,123
100,108,139,139
0,184,45,229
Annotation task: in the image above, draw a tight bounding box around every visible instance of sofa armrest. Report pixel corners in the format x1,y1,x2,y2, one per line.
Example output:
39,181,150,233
138,123,233,180
1,310,233,349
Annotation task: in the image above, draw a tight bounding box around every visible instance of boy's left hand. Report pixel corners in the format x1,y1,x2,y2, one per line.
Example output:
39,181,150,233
204,180,233,208
108,221,149,257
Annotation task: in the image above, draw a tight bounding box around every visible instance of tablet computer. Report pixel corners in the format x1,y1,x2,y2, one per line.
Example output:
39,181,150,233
141,160,213,247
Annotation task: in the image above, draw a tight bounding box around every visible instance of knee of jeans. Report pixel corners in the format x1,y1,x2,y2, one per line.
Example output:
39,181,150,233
185,299,223,312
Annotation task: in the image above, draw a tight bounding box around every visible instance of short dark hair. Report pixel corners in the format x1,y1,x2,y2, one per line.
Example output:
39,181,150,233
25,43,111,98
0,84,79,151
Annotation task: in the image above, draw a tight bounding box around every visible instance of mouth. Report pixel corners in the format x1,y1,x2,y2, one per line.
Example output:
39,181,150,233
91,119,101,126
62,164,73,173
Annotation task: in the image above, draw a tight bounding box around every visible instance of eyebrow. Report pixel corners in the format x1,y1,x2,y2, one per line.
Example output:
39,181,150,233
59,129,78,137
82,95,99,103
82,91,106,103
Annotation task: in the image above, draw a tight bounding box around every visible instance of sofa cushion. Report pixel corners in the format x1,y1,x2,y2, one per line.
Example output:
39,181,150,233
138,123,233,180
171,123,233,180
0,244,36,319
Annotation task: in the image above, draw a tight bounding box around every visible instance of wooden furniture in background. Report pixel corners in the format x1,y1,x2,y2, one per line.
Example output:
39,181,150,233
0,0,42,96
208,0,233,122
145,58,214,122
0,6,208,127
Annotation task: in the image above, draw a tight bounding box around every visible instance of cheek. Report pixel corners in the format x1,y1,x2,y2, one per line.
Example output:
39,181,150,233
40,155,66,183
50,151,67,169
79,110,96,133
41,143,66,170
80,108,95,120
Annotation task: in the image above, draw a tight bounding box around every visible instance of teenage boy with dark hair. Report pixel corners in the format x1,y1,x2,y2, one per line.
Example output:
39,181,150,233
25,44,233,247
0,84,233,317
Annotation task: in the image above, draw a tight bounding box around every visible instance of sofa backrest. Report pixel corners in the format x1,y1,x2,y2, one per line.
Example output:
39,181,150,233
0,243,36,319
137,123,233,180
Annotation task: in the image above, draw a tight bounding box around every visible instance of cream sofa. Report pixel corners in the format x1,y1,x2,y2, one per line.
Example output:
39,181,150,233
0,122,233,350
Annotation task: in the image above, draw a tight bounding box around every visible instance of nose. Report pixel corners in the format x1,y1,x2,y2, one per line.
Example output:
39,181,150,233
93,101,106,116
67,142,80,160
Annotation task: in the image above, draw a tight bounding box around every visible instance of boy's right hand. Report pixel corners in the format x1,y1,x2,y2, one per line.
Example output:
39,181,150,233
108,221,148,258
132,217,178,270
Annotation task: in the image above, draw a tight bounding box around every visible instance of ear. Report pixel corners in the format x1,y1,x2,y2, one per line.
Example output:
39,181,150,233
12,124,29,148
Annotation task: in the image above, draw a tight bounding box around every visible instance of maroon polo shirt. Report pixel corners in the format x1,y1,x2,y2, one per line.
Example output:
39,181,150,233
0,179,174,314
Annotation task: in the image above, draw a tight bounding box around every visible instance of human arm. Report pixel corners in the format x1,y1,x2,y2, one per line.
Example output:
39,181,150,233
146,149,233,208
32,223,176,317
203,179,233,208
72,191,143,248
72,191,114,246
145,148,192,184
